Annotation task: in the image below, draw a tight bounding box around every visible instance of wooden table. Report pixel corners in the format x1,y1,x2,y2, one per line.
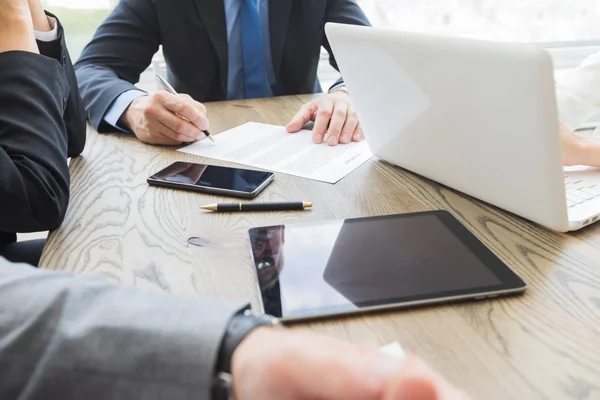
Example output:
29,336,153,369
41,95,600,400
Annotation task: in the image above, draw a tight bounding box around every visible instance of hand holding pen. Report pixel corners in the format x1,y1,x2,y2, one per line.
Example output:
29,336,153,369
156,75,215,143
117,75,213,146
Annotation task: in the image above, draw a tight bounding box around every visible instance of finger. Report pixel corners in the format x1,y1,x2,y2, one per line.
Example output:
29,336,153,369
388,377,439,400
353,123,364,142
154,126,186,145
179,93,208,116
312,100,334,144
160,92,209,133
325,102,348,146
147,100,202,142
339,107,359,144
286,102,316,133
355,342,380,353
384,355,470,400
153,120,193,145
134,120,182,146
145,129,183,146
276,336,400,399
175,95,209,131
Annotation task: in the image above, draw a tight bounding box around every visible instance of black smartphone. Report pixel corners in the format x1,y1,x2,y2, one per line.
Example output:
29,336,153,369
147,162,274,198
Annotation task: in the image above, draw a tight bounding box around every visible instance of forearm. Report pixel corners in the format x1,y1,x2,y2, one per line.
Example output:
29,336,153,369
0,259,246,400
27,0,51,32
75,64,140,131
578,136,600,167
74,0,161,131
0,52,70,232
40,13,87,157
0,16,37,53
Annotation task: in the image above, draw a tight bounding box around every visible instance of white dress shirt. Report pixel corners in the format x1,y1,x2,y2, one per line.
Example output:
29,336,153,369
556,51,600,135
34,16,59,42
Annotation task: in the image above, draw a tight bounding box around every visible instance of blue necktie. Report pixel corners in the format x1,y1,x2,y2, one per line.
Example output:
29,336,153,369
241,0,270,98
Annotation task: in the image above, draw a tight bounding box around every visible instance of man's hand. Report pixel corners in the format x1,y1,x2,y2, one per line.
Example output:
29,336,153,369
26,0,51,32
120,91,209,146
0,0,38,53
286,91,364,146
561,123,600,167
232,327,470,400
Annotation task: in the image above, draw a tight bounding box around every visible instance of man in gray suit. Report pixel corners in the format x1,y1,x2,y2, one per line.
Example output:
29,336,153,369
74,0,369,147
0,258,469,400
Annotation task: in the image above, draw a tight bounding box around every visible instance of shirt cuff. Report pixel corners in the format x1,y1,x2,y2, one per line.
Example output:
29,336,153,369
104,89,147,132
328,82,347,93
34,16,59,42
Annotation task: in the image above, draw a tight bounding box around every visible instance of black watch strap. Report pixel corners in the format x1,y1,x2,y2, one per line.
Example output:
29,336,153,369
216,310,279,374
212,311,279,400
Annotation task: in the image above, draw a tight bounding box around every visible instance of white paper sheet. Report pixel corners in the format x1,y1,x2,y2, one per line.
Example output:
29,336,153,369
178,122,373,184
380,342,405,359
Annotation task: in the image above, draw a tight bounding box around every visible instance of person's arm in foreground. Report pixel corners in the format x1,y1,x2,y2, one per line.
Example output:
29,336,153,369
28,0,86,157
0,258,243,399
286,0,371,146
0,258,469,400
561,123,600,167
0,0,73,233
557,50,600,167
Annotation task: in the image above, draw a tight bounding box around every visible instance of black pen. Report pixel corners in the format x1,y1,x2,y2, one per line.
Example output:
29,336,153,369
200,201,313,212
155,74,215,143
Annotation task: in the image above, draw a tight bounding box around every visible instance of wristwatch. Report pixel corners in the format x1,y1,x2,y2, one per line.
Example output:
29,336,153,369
212,310,280,400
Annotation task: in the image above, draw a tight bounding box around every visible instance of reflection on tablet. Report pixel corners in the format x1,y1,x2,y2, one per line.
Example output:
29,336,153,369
322,216,501,304
249,211,526,322
249,226,286,317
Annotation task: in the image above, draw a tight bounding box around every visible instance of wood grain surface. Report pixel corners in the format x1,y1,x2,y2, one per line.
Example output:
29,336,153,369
40,95,600,400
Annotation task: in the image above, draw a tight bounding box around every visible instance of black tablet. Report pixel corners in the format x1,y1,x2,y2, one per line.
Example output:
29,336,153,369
248,210,526,323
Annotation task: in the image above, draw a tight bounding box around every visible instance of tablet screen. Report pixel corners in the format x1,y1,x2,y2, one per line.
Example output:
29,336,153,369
249,211,525,321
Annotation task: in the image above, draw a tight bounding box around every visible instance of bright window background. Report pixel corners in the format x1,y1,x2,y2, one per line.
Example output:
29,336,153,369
358,0,600,43
44,0,600,88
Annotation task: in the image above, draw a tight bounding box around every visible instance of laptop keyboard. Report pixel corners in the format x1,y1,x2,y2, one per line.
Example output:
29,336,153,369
565,175,600,208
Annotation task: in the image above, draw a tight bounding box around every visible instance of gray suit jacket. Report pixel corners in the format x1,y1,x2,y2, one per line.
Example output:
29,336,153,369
0,258,246,399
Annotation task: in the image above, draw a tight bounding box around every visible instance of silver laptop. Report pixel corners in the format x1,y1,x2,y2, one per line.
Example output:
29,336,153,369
326,23,600,232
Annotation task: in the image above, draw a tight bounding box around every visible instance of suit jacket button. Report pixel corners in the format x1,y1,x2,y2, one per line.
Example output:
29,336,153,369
61,55,66,66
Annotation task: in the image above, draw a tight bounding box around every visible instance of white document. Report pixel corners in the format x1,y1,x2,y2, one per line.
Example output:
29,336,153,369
178,122,373,184
380,342,405,359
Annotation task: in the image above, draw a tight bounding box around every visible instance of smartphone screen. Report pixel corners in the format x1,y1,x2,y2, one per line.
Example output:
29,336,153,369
148,162,274,196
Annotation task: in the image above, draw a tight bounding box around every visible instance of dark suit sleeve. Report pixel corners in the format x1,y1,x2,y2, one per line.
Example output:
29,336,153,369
323,0,371,90
37,13,87,158
74,0,161,132
0,52,71,233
